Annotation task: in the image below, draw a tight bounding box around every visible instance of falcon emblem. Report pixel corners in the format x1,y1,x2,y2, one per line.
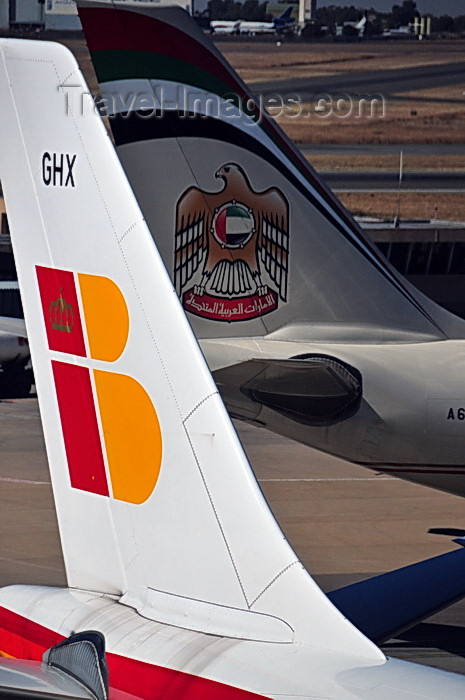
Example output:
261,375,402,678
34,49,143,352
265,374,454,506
175,163,289,322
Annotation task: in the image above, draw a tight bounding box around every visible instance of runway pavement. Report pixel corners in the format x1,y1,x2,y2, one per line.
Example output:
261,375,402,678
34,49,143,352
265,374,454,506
302,145,465,157
253,60,465,103
1,397,465,674
320,170,465,192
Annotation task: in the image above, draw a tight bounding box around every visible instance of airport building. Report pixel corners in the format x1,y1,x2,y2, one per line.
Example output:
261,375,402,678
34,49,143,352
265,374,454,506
0,3,8,29
2,0,192,31
365,222,465,319
1,0,81,31
298,0,317,25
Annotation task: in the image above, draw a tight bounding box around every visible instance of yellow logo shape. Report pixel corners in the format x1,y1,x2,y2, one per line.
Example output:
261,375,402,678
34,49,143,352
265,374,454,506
79,273,129,362
94,370,162,504
78,272,161,504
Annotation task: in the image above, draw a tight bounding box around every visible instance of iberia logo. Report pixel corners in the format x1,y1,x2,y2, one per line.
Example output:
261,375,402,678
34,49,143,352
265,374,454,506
175,163,289,322
36,266,162,505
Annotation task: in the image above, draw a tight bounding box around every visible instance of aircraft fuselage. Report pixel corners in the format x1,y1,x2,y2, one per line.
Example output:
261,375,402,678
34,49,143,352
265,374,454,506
203,336,465,496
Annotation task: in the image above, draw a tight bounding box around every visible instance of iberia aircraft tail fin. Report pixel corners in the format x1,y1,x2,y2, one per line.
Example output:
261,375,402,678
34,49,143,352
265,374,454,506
78,1,465,342
0,38,381,658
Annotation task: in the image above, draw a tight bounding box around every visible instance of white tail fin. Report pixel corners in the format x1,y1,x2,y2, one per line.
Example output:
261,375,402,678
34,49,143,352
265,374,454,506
78,1,465,343
0,37,381,658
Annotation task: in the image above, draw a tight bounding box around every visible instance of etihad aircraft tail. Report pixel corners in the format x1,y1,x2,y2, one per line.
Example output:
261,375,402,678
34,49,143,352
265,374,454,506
78,1,465,343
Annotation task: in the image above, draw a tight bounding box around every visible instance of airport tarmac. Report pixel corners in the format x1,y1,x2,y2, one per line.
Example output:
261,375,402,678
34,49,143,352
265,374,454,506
253,60,465,102
321,170,465,192
1,397,465,674
301,145,465,157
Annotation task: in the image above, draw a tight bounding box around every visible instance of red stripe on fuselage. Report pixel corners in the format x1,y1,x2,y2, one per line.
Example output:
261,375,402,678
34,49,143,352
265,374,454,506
0,606,62,661
0,606,268,699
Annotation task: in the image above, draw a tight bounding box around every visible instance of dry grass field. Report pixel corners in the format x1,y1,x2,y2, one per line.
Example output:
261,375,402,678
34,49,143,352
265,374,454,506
306,154,465,171
65,35,465,152
338,192,465,222
220,39,465,83
278,95,465,146
16,36,465,221
64,35,465,150
221,38,465,220
223,39,465,146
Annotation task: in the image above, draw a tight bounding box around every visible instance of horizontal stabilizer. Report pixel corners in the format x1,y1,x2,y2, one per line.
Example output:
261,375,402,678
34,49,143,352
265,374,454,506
328,547,465,643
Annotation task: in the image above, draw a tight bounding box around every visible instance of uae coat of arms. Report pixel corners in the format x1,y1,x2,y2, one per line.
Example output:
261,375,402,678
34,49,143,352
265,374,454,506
174,163,289,322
